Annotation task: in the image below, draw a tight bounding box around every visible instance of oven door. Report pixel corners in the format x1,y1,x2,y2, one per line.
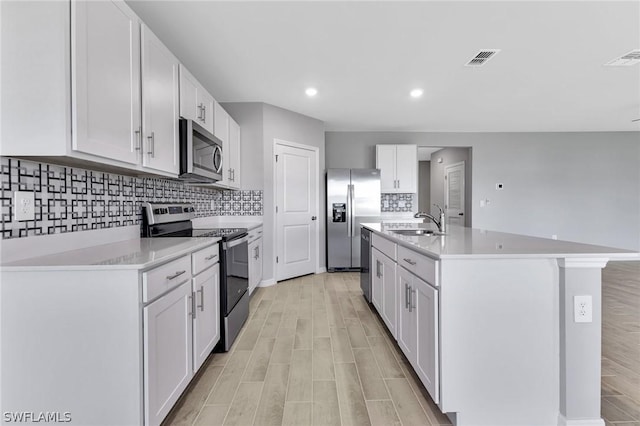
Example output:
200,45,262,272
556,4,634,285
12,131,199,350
224,236,249,314
179,118,223,182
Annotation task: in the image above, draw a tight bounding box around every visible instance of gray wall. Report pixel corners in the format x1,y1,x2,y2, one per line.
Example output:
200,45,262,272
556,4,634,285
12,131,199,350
263,104,326,281
221,102,326,283
418,161,431,213
326,131,640,251
430,147,472,227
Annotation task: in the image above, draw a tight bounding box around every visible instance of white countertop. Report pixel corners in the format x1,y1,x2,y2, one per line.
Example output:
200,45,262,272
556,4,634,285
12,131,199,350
0,237,221,271
363,222,639,260
192,216,263,231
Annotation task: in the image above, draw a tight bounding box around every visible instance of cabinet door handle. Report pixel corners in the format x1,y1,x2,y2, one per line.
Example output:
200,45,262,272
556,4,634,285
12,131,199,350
202,105,206,122
205,255,216,261
408,286,412,312
405,283,410,309
403,258,417,266
147,132,155,157
188,291,195,319
197,286,204,311
228,168,233,180
411,288,416,312
134,127,141,151
166,270,186,280
397,179,400,188
256,246,260,259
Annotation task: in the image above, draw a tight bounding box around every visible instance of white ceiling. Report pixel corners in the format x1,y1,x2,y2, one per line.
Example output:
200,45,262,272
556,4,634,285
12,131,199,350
127,1,640,132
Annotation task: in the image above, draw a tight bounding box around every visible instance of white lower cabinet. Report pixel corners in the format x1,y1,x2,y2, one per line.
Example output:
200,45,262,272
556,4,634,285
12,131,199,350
143,243,221,426
192,262,220,372
397,267,417,364
370,231,440,406
372,247,397,337
397,264,440,404
144,280,193,426
414,275,439,404
248,227,263,294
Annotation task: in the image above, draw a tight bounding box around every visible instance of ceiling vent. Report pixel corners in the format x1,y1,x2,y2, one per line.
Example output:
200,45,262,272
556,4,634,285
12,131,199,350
605,49,640,66
465,49,501,67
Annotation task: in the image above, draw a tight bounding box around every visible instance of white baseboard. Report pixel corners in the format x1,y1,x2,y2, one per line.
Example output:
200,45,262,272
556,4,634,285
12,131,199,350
316,267,327,274
558,415,605,426
258,278,277,287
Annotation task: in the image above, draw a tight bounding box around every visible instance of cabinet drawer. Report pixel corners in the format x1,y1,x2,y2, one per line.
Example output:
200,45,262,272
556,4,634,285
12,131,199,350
398,245,438,286
192,243,219,276
372,233,397,261
248,227,263,243
143,255,191,303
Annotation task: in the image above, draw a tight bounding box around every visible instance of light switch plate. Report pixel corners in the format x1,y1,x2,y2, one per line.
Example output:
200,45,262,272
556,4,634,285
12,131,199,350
14,191,35,221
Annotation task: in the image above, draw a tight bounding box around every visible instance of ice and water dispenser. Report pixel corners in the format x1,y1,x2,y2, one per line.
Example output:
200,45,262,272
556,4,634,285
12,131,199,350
332,203,346,222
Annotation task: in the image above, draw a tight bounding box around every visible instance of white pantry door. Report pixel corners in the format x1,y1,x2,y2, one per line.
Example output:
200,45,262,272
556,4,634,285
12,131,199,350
275,142,318,281
444,161,465,226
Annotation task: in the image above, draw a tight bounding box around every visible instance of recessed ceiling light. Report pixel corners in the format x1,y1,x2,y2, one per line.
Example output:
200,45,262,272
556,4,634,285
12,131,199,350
410,89,423,98
305,87,318,97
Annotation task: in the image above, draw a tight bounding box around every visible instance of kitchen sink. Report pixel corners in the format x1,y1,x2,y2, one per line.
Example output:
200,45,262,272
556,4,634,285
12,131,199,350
390,229,445,236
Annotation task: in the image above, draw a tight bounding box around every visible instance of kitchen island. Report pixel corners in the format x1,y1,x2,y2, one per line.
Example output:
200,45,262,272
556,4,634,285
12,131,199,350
362,222,638,426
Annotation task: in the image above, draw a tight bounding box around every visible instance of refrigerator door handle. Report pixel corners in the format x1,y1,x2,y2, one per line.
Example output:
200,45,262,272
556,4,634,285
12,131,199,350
349,184,355,237
346,184,353,237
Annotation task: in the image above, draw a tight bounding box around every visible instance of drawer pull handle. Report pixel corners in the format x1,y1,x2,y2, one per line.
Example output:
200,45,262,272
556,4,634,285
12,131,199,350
403,258,417,266
205,255,216,261
167,270,187,280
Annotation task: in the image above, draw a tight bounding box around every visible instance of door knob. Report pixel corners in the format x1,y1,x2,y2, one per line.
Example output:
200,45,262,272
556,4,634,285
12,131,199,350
458,213,464,216
311,216,317,220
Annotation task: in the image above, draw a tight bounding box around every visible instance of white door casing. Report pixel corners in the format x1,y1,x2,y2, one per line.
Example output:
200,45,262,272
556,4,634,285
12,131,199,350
275,140,318,281
444,161,465,227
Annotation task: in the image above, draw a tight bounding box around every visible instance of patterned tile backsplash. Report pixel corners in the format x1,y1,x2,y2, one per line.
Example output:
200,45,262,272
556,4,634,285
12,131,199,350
0,157,263,239
380,193,414,213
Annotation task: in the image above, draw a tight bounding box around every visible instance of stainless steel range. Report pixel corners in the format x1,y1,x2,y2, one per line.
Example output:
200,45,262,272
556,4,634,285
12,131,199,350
141,202,249,352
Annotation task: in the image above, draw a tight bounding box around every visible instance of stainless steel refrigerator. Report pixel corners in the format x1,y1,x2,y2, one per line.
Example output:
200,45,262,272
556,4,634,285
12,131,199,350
327,169,381,271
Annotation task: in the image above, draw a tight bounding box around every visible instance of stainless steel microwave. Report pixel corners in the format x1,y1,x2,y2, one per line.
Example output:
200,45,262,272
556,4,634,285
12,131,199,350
179,118,223,183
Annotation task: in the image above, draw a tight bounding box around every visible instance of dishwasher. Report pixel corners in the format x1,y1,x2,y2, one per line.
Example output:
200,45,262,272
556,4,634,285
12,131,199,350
360,227,372,303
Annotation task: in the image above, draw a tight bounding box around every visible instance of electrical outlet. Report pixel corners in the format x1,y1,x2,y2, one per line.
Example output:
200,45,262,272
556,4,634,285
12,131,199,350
574,295,593,323
14,191,35,221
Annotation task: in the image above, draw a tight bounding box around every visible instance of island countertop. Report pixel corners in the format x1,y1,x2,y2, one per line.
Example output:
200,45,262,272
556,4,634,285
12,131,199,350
362,222,638,260
0,237,221,271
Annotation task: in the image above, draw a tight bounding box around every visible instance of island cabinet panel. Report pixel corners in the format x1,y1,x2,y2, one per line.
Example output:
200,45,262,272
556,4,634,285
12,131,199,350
438,258,558,424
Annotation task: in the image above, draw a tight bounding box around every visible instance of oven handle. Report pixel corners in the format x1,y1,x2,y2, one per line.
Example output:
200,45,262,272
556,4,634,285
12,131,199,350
224,235,249,249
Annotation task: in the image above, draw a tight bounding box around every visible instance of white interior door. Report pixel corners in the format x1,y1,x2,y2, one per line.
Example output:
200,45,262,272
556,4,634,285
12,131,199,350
444,161,465,226
275,142,318,281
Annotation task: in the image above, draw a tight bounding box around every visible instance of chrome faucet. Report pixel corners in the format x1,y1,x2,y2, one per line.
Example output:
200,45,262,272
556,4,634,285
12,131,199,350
414,204,446,233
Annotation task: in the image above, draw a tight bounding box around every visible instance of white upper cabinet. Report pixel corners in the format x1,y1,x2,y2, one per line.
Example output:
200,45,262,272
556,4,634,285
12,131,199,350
179,65,215,134
376,144,417,193
227,117,241,189
141,24,180,175
213,103,242,189
72,0,141,165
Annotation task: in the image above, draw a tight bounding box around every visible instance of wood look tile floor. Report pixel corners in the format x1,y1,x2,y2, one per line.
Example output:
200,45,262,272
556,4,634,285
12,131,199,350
601,261,640,426
163,263,640,426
